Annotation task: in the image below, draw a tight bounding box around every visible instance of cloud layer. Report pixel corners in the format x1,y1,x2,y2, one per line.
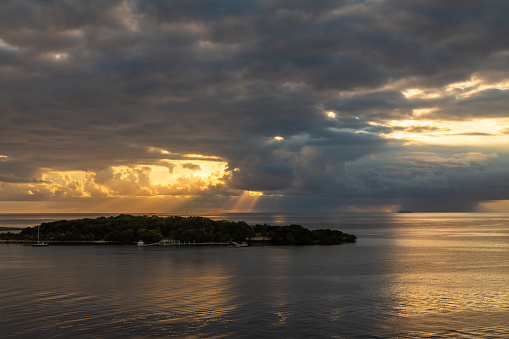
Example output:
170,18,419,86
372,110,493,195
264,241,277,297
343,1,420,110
1,0,509,212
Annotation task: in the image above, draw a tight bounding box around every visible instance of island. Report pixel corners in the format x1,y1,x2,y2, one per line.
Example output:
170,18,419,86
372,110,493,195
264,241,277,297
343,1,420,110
0,214,356,246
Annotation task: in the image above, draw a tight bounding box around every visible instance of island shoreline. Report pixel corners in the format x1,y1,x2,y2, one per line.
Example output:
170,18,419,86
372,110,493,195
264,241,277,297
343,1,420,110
0,214,357,246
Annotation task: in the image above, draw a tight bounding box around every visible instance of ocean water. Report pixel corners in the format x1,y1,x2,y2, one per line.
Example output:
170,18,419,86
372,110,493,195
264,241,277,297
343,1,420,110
1,213,508,338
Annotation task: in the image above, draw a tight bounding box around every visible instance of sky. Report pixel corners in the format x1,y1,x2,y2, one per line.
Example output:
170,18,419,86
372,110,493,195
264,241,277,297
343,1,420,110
1,0,509,213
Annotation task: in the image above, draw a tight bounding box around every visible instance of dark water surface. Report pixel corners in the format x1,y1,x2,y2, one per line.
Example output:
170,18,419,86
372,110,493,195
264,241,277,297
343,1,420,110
1,213,509,338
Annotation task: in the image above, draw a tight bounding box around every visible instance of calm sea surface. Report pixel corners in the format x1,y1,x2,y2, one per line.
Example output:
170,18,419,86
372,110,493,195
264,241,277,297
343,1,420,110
1,213,509,338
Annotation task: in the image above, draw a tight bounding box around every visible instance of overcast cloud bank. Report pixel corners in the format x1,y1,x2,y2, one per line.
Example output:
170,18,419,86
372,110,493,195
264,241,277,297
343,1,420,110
1,0,509,212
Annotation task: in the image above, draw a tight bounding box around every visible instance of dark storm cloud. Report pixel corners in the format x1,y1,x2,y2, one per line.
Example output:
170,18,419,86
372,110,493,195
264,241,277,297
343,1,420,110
1,0,509,211
324,90,417,121
306,149,507,212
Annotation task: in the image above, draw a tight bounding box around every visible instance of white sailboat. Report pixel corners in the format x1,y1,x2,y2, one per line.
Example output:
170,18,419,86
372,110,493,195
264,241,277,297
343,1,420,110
32,225,48,247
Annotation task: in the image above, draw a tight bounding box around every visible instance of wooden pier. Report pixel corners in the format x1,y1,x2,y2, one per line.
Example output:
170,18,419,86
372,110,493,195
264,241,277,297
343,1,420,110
141,240,233,248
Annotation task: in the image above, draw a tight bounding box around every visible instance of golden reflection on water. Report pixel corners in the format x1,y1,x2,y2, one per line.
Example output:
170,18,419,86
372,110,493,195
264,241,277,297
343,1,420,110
388,273,509,317
136,259,240,325
380,230,509,334
16,247,243,336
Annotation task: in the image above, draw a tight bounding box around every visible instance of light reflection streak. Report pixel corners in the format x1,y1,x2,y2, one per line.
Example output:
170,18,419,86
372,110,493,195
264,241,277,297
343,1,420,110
266,250,292,326
6,246,243,337
379,233,509,326
387,273,509,317
145,266,239,326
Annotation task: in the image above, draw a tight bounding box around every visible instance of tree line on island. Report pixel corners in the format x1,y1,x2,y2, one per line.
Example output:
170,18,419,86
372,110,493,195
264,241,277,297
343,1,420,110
0,214,356,245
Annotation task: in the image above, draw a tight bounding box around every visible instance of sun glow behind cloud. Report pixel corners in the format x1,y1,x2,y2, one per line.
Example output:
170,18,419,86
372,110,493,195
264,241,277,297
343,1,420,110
153,161,227,186
3,154,231,204
381,118,509,146
369,75,509,146
444,77,509,99
401,76,509,100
